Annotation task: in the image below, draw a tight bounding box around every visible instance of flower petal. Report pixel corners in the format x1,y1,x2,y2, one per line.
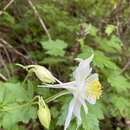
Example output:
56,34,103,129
87,73,99,83
87,96,96,104
80,99,88,114
38,81,76,91
75,98,88,120
74,55,94,84
64,98,76,130
73,99,82,128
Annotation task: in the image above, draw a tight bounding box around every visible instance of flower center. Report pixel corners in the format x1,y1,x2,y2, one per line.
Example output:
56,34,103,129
86,80,102,100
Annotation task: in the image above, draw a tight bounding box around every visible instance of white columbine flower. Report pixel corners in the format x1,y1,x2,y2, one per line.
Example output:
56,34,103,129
39,55,102,130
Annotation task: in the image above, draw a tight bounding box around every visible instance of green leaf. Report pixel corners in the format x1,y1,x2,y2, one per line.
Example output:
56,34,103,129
84,24,98,36
94,36,122,53
2,104,36,130
87,103,104,120
21,106,37,123
93,51,119,70
0,82,37,130
0,12,15,26
107,74,130,92
110,96,130,117
77,46,93,59
2,82,29,104
57,98,70,126
2,104,23,129
68,121,77,130
105,24,116,35
40,39,68,57
51,107,59,118
109,35,123,52
81,108,100,130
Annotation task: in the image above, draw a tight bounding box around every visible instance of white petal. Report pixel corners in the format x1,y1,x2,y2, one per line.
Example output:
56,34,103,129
64,98,76,130
78,80,87,97
87,96,96,104
74,55,94,84
38,81,76,91
87,73,99,83
80,99,88,114
73,99,82,128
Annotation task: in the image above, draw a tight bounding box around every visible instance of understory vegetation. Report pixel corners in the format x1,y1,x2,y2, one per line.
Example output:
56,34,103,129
0,0,130,130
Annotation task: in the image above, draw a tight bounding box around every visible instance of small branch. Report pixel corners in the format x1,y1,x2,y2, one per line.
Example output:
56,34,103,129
0,38,33,63
3,46,14,76
27,0,51,40
0,0,15,16
121,59,130,74
0,73,8,81
0,52,11,78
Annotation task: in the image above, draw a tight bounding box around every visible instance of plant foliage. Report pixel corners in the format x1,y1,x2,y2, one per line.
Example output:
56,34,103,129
0,0,130,130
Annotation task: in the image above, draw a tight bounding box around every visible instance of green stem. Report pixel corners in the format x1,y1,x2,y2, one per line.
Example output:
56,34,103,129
45,90,71,103
16,63,26,70
22,70,32,86
1,91,71,112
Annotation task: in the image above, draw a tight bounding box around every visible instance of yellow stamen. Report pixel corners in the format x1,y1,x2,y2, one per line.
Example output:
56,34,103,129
86,80,102,100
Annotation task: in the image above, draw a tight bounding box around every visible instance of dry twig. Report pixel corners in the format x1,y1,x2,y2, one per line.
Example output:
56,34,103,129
0,52,11,78
2,46,14,76
0,0,15,16
0,73,7,81
0,38,33,63
27,0,51,40
121,59,130,73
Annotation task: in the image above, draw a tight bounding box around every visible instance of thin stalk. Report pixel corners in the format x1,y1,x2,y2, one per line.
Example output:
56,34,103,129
0,73,7,81
16,63,26,70
45,90,71,103
22,70,32,86
27,0,51,40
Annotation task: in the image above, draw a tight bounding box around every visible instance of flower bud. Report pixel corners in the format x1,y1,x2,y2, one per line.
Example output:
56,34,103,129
26,65,56,83
37,96,51,129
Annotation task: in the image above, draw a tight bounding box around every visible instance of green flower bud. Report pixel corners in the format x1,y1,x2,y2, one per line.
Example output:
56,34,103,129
26,65,56,83
37,96,51,129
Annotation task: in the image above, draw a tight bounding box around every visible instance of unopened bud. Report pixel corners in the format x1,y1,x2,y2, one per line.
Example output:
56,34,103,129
37,96,51,129
26,65,56,83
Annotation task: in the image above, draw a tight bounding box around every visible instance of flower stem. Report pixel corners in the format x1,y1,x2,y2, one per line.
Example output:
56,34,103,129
22,70,33,86
45,90,71,103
